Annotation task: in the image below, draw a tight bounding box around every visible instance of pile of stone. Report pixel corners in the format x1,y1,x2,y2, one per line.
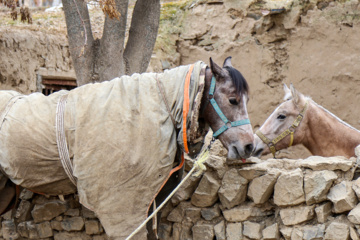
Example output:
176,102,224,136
0,191,108,240
2,147,360,240
157,153,360,240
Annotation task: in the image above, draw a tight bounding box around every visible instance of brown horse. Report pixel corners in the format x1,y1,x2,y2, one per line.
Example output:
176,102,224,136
253,84,360,158
0,57,254,239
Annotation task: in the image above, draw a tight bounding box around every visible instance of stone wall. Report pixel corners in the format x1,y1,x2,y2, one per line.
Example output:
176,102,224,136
0,192,108,240
155,143,360,240
3,142,360,239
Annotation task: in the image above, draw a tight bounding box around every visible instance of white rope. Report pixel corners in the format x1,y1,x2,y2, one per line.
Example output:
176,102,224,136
125,148,210,240
56,94,77,186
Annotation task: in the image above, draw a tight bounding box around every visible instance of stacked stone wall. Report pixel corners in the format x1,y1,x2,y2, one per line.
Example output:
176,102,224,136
2,143,360,239
155,143,360,240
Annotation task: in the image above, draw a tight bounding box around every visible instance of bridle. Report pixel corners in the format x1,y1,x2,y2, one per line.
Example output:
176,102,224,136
255,101,309,158
208,75,251,138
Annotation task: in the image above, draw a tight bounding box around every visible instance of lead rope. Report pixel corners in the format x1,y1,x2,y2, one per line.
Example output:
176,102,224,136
125,139,215,240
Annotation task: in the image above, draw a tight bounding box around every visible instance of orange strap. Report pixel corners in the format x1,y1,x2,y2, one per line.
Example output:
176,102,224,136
182,64,194,154
147,153,185,214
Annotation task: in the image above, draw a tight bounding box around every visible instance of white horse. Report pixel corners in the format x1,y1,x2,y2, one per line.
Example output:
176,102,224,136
253,84,360,158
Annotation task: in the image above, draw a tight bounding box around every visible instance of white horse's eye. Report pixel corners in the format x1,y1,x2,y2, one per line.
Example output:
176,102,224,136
229,98,238,105
277,114,286,120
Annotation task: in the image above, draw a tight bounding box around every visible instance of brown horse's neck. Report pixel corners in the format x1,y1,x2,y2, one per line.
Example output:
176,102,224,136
302,101,360,158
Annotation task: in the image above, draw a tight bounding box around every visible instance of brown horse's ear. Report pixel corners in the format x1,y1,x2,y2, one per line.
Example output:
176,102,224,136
223,56,233,68
210,57,225,78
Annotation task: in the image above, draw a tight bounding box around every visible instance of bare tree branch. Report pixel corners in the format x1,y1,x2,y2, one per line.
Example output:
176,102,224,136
96,0,129,82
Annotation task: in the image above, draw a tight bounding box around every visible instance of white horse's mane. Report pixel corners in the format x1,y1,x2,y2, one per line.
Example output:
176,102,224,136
308,97,360,134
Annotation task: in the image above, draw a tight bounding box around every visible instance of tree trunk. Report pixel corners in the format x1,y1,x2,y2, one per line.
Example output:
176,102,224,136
124,0,160,75
62,0,160,86
62,0,95,86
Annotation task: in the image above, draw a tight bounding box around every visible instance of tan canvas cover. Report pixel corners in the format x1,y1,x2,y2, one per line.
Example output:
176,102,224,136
0,61,207,239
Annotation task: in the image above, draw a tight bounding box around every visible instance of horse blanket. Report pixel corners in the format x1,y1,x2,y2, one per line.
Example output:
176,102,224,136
0,61,207,239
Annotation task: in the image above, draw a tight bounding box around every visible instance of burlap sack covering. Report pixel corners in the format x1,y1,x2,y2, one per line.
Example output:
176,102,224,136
0,61,207,239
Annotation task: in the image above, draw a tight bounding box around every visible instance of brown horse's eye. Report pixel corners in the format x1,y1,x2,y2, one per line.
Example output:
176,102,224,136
229,98,238,105
277,114,286,120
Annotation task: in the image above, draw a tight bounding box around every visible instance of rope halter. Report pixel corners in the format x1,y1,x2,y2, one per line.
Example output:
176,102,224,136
209,76,251,138
255,101,309,158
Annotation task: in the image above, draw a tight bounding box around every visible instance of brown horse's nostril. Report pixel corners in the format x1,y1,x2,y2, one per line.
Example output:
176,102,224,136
244,143,254,155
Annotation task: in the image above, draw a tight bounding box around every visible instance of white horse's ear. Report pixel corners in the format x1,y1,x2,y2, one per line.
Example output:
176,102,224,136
223,56,233,68
290,83,301,105
283,83,292,101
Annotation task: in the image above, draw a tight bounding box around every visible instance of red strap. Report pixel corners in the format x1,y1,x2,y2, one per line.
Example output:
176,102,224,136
182,64,194,154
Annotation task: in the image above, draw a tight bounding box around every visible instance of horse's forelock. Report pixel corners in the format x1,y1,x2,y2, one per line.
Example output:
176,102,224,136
224,66,249,96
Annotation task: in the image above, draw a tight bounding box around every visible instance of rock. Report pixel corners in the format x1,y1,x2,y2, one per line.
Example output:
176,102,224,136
26,221,39,239
352,177,360,199
192,223,214,240
291,228,303,240
248,172,280,204
283,5,302,29
31,200,68,223
324,222,349,240
167,201,192,223
350,226,359,240
348,203,360,224
17,222,28,238
15,200,32,222
262,223,279,240
243,221,263,239
214,220,226,240
85,220,103,235
171,175,201,205
184,206,202,223
280,205,315,225
274,168,305,207
222,202,272,222
50,220,63,231
61,217,85,231
315,202,332,223
54,231,92,240
304,170,338,205
327,181,358,213
218,168,248,209
178,221,193,240
201,204,221,221
81,206,96,219
280,226,293,240
64,208,80,217
36,221,53,238
2,220,19,240
191,171,221,207
226,222,242,240
157,221,172,240
298,156,354,171
19,189,34,200
206,155,227,179
302,224,326,239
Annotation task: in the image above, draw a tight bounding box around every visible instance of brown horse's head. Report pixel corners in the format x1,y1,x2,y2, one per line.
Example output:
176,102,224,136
253,84,309,157
201,57,254,160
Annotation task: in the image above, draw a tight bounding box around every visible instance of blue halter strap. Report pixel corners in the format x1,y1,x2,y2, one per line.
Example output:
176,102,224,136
209,76,251,138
